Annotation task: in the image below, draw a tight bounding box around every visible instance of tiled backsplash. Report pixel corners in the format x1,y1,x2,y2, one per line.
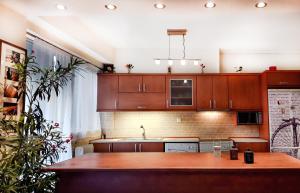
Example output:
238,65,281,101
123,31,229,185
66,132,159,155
100,111,259,139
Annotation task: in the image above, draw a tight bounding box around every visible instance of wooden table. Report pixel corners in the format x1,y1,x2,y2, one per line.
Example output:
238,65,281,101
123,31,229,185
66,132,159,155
44,152,300,193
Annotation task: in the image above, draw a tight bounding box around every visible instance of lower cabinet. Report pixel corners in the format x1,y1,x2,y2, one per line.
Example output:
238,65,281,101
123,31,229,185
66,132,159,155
93,142,164,153
235,142,269,152
93,143,113,152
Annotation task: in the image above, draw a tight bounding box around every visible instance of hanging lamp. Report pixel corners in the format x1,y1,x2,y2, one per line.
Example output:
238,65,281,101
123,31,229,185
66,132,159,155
154,29,201,66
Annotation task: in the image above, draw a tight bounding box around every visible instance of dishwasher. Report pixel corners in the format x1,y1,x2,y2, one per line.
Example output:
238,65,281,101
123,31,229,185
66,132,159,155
165,142,199,152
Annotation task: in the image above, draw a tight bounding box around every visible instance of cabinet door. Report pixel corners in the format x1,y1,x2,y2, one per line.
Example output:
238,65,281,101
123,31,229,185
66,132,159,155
228,75,261,110
142,75,165,93
212,76,229,110
235,142,268,152
118,93,165,110
166,76,197,110
97,75,118,111
113,143,137,152
119,76,143,93
197,76,213,110
267,72,300,87
93,143,113,153
138,143,164,152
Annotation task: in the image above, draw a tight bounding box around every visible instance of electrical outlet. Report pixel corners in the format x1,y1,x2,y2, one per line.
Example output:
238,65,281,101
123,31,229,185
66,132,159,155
176,117,181,123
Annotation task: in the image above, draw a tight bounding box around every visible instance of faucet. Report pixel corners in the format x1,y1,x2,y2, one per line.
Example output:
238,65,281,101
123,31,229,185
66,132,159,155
140,125,146,139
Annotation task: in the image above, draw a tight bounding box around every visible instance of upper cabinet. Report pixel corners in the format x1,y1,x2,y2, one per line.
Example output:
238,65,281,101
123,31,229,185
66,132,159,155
142,75,165,93
119,75,165,93
197,76,228,110
97,75,118,111
119,76,143,93
166,75,197,110
118,75,166,110
265,71,300,87
228,75,261,110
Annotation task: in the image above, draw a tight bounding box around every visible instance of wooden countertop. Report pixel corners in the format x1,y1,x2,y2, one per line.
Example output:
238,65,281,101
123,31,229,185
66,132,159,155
44,152,300,172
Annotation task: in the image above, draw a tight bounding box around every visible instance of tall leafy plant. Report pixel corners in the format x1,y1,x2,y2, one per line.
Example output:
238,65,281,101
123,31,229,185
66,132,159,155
0,55,84,193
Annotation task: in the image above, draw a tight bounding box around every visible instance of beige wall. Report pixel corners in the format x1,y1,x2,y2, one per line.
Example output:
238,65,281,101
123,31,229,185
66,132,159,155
100,111,259,139
0,4,27,48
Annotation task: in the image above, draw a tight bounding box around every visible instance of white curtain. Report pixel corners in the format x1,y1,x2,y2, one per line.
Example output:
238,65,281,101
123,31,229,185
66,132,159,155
71,64,101,139
28,38,101,162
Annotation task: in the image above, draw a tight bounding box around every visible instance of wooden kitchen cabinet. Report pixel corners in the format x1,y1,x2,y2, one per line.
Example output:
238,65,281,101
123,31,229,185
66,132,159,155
235,142,269,152
112,142,164,152
119,75,165,93
119,75,142,93
93,143,113,152
166,75,197,110
228,75,261,110
265,71,300,87
112,143,136,152
142,75,165,93
197,76,228,110
97,75,118,111
118,93,165,110
138,142,164,152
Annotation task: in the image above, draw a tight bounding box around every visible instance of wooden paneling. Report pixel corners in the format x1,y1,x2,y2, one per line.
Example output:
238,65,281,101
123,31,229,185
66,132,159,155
93,143,112,153
139,142,164,152
112,143,136,152
212,76,229,110
119,75,143,93
235,142,269,152
56,169,300,193
142,75,165,93
197,76,213,110
228,75,261,110
118,93,166,110
97,75,118,111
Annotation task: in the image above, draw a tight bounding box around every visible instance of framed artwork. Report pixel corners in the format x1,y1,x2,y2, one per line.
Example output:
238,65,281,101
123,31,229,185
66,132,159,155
0,40,26,120
101,63,115,73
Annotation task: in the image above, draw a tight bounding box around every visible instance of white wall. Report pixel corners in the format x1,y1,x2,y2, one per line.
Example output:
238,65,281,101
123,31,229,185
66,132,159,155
0,4,27,48
220,50,300,73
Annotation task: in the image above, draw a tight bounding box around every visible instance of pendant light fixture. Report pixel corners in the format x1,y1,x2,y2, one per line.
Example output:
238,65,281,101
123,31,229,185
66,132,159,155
154,29,201,66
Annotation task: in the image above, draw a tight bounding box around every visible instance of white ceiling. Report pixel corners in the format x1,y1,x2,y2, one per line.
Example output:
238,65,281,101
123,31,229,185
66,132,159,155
2,0,300,61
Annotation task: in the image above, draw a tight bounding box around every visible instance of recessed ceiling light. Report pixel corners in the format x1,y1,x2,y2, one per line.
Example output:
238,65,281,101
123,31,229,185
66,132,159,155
255,2,267,8
105,4,117,10
154,3,166,9
205,1,216,8
56,4,67,10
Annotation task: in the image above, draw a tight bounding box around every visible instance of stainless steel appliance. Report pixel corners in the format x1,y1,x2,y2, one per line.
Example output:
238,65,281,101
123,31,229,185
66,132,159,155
164,142,199,152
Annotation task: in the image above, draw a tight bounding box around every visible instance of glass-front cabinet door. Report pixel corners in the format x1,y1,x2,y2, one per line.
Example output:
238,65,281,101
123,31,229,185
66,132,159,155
166,76,197,110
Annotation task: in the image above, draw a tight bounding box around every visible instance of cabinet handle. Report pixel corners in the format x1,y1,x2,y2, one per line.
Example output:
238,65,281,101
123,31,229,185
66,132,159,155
108,144,112,152
143,84,146,92
166,100,169,108
137,106,146,109
139,144,142,152
209,100,212,109
229,100,233,109
138,84,141,92
134,144,137,152
279,81,288,85
114,100,117,109
213,100,216,109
